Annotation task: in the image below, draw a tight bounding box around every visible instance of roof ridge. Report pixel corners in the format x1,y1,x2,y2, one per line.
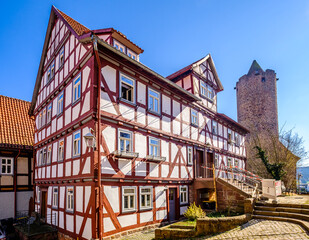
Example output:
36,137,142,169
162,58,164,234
0,95,31,103
53,6,91,36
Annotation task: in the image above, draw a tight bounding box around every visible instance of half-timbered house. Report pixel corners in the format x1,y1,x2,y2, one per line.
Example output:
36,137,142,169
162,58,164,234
0,96,34,220
29,6,249,239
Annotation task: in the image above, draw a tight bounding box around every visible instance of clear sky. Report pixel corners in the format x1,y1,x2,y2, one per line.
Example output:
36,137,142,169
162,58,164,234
1,0,309,162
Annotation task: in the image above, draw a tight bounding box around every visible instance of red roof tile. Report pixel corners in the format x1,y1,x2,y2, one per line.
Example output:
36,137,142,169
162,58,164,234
0,96,34,146
56,8,90,36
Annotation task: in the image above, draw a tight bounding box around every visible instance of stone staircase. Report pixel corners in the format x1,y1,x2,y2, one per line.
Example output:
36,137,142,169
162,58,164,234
253,202,309,231
218,177,262,198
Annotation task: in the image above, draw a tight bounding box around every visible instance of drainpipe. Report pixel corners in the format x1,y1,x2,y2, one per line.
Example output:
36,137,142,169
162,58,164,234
14,149,21,218
92,34,103,240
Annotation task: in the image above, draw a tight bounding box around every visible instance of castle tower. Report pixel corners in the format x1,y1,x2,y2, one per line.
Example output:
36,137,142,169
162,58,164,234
236,60,279,173
236,60,279,138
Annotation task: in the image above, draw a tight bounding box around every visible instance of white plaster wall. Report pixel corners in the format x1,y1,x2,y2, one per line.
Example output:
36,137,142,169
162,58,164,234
66,134,72,159
137,82,146,104
155,186,166,208
66,214,74,232
135,133,146,158
101,91,117,115
118,214,137,228
162,95,171,115
161,164,169,178
101,156,116,174
104,185,119,213
65,161,71,176
58,163,63,177
73,160,80,175
182,106,190,123
72,103,80,121
0,192,14,219
101,66,117,93
136,107,146,125
156,209,167,220
102,126,115,153
162,116,171,133
171,166,179,178
135,161,146,176
140,211,153,223
65,83,72,107
149,163,159,177
76,186,83,213
172,100,180,119
118,159,131,175
104,217,116,232
148,114,160,129
82,157,91,174
173,120,180,135
161,140,169,162
119,104,135,121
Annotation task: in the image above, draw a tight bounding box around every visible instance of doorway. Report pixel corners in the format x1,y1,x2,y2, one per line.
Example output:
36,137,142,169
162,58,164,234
41,191,47,219
168,188,176,221
196,150,205,178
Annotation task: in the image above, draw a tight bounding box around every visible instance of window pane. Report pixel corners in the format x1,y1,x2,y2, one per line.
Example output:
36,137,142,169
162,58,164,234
124,196,128,209
149,89,159,98
120,139,125,151
141,195,145,207
124,189,134,194
130,196,134,208
121,76,133,86
120,132,130,139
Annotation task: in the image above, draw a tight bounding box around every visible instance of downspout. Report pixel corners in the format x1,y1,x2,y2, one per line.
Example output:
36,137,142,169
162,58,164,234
14,149,21,218
92,34,103,240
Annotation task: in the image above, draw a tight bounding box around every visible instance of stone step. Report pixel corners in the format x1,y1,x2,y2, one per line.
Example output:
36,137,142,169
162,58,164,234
252,215,309,232
169,225,195,229
254,210,309,222
255,206,309,215
256,202,309,210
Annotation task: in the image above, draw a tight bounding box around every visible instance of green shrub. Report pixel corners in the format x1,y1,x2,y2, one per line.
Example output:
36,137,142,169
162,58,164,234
184,202,206,220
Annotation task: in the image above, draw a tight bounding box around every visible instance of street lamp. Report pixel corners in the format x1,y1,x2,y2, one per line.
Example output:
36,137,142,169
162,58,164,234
83,129,96,149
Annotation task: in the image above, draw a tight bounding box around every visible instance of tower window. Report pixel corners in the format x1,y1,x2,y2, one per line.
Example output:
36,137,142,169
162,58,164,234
261,77,265,82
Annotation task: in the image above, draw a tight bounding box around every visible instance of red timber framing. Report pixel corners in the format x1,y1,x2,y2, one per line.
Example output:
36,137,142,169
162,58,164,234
29,6,249,240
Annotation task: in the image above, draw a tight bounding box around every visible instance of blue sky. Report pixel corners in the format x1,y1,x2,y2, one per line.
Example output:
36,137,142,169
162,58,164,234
1,0,309,162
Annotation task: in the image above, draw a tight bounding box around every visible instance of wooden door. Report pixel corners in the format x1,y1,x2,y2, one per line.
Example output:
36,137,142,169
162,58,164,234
196,150,205,178
168,188,176,222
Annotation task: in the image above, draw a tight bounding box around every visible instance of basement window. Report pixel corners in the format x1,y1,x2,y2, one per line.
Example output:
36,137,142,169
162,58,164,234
120,73,135,104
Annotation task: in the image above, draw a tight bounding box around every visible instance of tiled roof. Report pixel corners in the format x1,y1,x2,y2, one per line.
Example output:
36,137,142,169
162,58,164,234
56,8,90,36
0,96,34,147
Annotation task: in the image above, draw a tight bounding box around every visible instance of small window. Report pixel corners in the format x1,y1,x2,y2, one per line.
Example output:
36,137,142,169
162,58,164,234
50,61,55,79
47,145,52,164
114,40,125,53
38,112,42,129
191,109,198,126
200,81,207,97
122,187,136,212
235,133,240,146
180,186,188,204
149,137,160,157
66,187,74,212
215,154,219,167
52,187,58,208
118,129,132,152
227,158,232,167
1,158,13,175
140,186,153,210
261,77,265,82
58,139,64,161
234,159,239,168
42,147,47,165
207,85,214,101
59,47,65,67
42,108,46,127
187,146,193,165
47,103,52,124
120,73,135,103
73,75,81,103
38,149,43,166
127,49,137,60
148,88,160,114
212,121,217,135
228,129,232,142
73,131,81,157
57,91,64,115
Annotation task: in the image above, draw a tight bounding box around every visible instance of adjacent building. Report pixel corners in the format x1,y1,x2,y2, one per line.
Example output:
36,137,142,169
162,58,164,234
29,6,249,239
0,95,34,219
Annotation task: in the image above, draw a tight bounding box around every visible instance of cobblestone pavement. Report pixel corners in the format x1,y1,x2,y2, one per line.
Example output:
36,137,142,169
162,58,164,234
122,220,309,240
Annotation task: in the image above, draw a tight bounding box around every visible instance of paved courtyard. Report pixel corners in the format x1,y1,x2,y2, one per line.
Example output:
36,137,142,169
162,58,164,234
122,219,309,240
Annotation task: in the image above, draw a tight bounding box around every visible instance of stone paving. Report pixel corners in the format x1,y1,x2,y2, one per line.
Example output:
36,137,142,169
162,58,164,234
122,219,309,240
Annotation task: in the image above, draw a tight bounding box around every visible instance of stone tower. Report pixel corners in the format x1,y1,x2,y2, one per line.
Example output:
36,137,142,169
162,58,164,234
236,60,279,173
236,60,278,138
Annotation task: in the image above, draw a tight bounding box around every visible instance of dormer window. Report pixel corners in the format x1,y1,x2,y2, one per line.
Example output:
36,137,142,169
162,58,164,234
127,49,137,60
207,85,214,101
120,73,135,104
200,81,207,97
114,40,125,53
200,81,214,101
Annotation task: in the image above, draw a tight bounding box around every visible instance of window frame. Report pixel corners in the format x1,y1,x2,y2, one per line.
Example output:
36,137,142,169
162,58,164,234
42,108,46,127
72,130,81,157
57,91,64,115
58,139,64,162
114,39,126,53
42,147,47,166
118,129,133,153
52,187,59,209
73,74,81,104
47,103,52,124
180,186,188,205
190,109,198,126
119,72,136,105
66,186,74,213
148,88,161,115
212,120,218,135
127,49,137,60
47,145,52,165
207,84,214,101
149,137,160,157
1,157,14,175
59,47,65,68
200,81,207,98
139,186,153,210
122,186,137,213
187,146,193,165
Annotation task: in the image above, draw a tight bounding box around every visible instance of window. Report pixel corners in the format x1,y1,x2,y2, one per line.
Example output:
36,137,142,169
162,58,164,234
59,47,64,67
212,121,217,135
127,49,137,60
47,145,52,164
191,109,198,126
47,61,55,84
1,158,13,174
122,186,136,212
47,103,52,124
228,129,232,142
187,146,193,165
73,75,81,103
38,149,43,166
52,187,58,208
42,108,46,127
180,186,188,204
118,130,132,152
37,188,41,203
200,81,207,97
207,85,214,101
57,92,64,115
73,131,81,157
38,112,42,129
58,139,64,161
148,88,160,114
235,133,240,146
234,159,239,168
114,40,125,53
42,147,47,165
120,73,135,103
66,187,74,212
149,137,160,157
227,158,232,167
140,186,152,210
